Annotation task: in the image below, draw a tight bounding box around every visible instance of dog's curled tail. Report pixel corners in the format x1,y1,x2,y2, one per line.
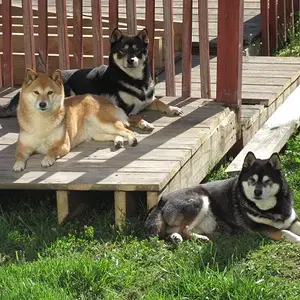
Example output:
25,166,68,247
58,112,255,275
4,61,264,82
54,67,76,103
144,197,167,239
0,93,19,117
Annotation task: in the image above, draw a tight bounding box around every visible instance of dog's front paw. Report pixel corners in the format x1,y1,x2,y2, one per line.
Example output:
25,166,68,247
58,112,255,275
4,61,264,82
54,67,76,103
41,156,56,168
13,160,26,172
138,120,155,132
114,136,124,149
169,233,183,245
193,233,210,243
166,106,183,117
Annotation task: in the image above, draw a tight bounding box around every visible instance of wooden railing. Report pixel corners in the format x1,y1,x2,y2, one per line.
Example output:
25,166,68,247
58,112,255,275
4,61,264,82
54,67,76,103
261,0,299,55
0,0,244,125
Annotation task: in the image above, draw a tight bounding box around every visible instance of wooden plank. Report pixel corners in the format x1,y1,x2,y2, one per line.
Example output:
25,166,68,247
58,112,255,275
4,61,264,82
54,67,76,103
181,0,192,99
269,0,278,53
198,0,211,98
216,0,244,138
109,0,118,35
73,0,83,68
145,0,155,77
163,0,176,96
126,0,137,35
55,0,70,69
286,0,294,32
226,85,300,175
2,0,13,87
56,190,69,224
114,191,126,228
147,191,159,210
91,0,104,66
278,0,287,47
295,0,300,11
260,0,270,55
22,0,36,70
37,0,48,72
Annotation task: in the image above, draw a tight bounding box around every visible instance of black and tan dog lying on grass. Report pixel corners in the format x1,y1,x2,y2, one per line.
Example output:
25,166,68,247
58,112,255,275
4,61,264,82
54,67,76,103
145,152,300,245
13,68,137,172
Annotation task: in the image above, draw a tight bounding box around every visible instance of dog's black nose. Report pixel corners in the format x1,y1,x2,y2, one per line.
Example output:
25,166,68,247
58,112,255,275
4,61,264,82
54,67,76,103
127,58,134,64
39,102,47,109
254,189,263,197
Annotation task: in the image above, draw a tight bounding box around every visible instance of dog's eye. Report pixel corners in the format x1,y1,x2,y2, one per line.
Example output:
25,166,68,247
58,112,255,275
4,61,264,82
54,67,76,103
249,177,256,184
134,48,141,54
33,91,39,95
264,179,272,185
47,91,53,95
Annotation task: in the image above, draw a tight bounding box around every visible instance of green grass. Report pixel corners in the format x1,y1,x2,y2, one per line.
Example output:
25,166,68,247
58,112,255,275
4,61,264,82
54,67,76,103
277,13,300,57
1,136,300,299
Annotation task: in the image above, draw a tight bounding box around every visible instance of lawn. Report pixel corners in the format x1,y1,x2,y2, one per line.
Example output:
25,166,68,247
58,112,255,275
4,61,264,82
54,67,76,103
1,133,300,300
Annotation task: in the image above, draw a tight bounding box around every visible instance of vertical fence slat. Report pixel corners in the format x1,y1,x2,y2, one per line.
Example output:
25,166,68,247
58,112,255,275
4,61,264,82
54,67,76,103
37,0,48,73
216,0,244,131
126,0,137,35
286,0,294,32
163,0,175,96
146,0,155,77
0,55,2,88
109,0,119,35
198,0,211,99
55,0,70,70
2,0,13,87
269,0,278,53
261,0,270,55
92,0,104,66
278,0,287,47
294,0,300,12
22,0,36,71
181,0,192,99
73,0,83,68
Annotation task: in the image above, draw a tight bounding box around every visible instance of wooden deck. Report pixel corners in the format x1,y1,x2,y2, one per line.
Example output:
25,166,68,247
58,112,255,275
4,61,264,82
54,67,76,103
0,95,239,225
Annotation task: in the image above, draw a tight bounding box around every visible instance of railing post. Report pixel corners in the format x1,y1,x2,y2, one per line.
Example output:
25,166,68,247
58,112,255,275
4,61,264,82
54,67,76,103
126,0,137,35
198,0,211,99
146,0,155,78
109,0,119,35
37,0,48,73
163,0,176,96
2,0,13,87
278,0,287,48
181,0,192,99
55,0,70,70
286,0,294,32
73,0,83,68
22,0,36,71
261,0,270,55
216,0,244,137
269,0,278,54
92,0,104,66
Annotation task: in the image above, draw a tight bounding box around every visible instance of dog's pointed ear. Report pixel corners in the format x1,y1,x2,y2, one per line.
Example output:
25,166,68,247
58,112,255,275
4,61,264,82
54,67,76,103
268,153,281,170
24,68,38,85
111,28,123,43
50,69,63,85
137,28,149,44
243,151,256,168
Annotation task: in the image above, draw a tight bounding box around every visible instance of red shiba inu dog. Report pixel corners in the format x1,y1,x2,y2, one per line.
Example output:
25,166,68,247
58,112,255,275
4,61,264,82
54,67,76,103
13,68,138,172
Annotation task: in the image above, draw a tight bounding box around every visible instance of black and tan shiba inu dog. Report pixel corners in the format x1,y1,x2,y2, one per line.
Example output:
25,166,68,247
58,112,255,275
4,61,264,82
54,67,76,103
0,28,182,131
145,152,300,244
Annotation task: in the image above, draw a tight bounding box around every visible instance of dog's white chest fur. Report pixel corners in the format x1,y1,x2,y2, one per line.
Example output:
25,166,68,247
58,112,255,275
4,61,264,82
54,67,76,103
119,81,154,115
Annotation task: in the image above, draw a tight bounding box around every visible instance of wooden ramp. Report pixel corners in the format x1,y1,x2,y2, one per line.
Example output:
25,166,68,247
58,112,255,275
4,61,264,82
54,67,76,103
0,96,238,225
226,85,300,175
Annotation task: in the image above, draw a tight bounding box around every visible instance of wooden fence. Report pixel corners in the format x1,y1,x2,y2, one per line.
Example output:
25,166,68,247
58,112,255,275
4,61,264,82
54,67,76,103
261,0,300,55
0,0,245,123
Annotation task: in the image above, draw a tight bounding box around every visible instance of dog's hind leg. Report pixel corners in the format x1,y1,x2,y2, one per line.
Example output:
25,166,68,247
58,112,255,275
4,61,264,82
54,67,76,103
92,133,125,149
288,219,300,236
265,229,300,243
182,226,210,243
